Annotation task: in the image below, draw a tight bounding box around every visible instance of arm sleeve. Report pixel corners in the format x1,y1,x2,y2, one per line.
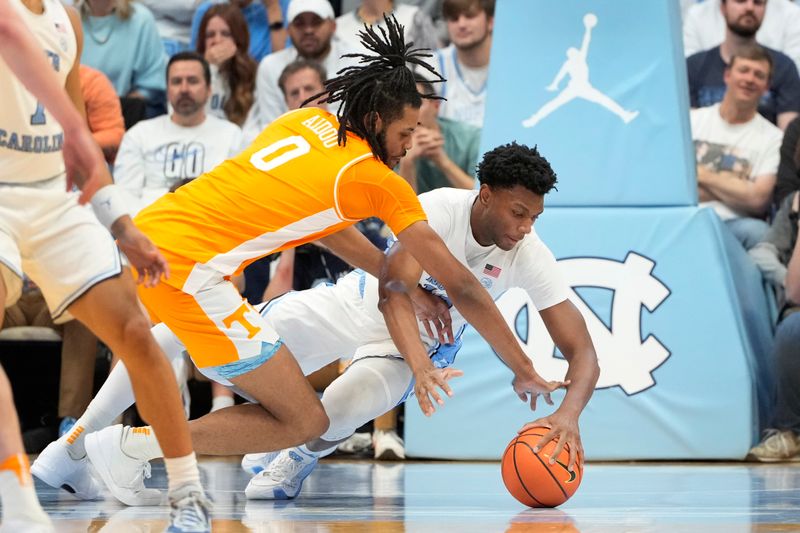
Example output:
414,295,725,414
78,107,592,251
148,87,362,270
112,130,147,215
417,189,453,238
336,161,427,236
131,8,168,101
752,129,783,178
512,241,570,311
776,118,800,205
682,7,704,58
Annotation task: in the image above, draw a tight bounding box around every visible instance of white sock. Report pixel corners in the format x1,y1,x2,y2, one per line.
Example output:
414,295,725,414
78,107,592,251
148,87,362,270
210,395,234,412
164,452,201,493
0,455,50,525
120,426,164,462
63,361,135,460
63,323,191,459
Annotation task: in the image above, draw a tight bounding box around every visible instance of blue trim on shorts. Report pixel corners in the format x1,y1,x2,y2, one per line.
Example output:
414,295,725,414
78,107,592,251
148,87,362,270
51,248,122,320
208,339,284,379
0,255,23,280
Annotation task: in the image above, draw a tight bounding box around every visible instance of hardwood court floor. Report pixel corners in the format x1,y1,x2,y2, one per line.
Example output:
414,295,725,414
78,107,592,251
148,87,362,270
28,456,800,532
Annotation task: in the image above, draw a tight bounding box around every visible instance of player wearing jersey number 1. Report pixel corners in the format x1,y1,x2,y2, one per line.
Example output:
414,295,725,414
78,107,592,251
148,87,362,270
0,0,212,531
35,15,567,507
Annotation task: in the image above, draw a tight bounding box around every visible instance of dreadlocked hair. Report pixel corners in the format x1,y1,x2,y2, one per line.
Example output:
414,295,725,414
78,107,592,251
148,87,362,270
306,14,445,165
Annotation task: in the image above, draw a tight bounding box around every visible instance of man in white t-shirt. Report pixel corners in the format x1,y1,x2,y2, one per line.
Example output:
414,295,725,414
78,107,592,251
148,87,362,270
114,51,242,215
691,44,783,249
432,0,493,128
683,0,800,72
241,141,600,500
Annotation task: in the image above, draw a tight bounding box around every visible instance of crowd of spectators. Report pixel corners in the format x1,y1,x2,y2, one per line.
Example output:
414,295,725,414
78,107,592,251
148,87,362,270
8,0,800,462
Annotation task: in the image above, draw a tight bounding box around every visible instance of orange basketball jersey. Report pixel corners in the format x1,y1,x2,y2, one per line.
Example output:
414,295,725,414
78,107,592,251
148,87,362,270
135,108,426,294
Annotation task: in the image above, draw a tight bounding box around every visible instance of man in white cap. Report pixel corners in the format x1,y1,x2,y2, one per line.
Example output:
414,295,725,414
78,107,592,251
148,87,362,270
242,0,358,143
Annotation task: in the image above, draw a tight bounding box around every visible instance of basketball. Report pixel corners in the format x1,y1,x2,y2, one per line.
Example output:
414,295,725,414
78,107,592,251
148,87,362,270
501,427,583,508
583,13,598,28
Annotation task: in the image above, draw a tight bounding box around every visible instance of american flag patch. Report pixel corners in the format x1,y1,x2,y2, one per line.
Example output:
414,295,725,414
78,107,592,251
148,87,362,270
483,263,501,278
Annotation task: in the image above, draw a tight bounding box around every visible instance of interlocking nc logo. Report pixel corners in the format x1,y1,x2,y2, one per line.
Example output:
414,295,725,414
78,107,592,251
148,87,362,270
499,252,670,395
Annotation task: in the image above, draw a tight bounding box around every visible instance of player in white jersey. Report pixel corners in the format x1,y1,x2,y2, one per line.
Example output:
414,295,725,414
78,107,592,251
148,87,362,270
37,142,598,504
242,141,599,499
0,0,211,531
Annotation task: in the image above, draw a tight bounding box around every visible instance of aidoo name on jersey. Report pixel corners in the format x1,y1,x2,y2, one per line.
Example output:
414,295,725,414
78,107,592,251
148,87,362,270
0,129,63,153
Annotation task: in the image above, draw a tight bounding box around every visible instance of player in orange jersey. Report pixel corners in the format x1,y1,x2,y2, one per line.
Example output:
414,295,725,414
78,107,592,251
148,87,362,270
40,16,568,506
0,0,210,530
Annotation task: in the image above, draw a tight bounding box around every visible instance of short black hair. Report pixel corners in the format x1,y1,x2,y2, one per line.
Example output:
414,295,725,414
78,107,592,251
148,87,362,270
477,142,558,196
167,51,211,86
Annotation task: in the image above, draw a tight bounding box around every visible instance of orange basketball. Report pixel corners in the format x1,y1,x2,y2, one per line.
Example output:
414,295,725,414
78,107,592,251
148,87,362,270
501,427,583,508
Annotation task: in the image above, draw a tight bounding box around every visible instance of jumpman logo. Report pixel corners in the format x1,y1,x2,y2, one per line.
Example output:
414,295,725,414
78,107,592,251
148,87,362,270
521,13,639,128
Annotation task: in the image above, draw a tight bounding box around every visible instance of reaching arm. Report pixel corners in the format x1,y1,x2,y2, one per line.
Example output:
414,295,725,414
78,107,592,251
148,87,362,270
395,221,567,405
519,300,599,471
317,225,385,278
378,242,462,416
263,0,287,53
579,24,593,59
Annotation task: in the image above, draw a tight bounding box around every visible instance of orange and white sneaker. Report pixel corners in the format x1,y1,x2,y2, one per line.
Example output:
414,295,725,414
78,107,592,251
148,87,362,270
85,425,162,506
31,439,102,500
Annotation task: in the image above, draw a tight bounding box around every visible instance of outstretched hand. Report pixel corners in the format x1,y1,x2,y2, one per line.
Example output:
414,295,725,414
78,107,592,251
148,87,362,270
518,411,583,472
414,366,463,417
113,219,170,287
512,373,570,411
411,287,453,345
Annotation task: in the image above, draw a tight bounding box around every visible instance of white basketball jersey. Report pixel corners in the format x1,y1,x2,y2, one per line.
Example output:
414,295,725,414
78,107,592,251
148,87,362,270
0,0,77,184
338,188,569,338
435,45,488,128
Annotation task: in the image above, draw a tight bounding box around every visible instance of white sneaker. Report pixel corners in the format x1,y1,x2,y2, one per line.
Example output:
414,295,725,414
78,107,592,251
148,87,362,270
240,451,280,475
0,517,54,533
336,432,372,454
84,425,162,506
31,439,102,500
373,429,405,461
166,483,212,533
747,429,800,462
244,448,318,500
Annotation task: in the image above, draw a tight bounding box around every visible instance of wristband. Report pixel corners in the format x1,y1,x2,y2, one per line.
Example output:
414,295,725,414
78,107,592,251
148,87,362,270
90,184,131,230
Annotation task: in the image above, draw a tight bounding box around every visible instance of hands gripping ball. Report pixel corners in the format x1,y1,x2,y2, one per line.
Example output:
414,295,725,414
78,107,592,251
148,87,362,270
501,427,582,507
